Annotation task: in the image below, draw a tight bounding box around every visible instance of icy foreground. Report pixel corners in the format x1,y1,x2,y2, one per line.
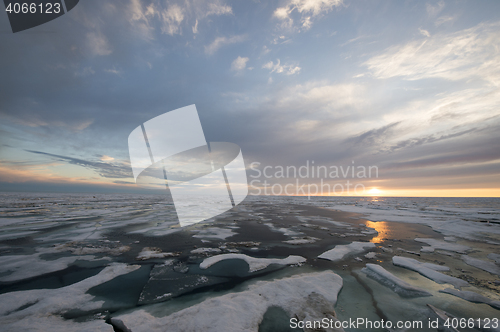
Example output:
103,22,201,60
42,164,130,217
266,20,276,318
0,263,140,332
318,242,375,262
112,271,344,332
200,253,306,272
439,288,500,310
362,263,432,297
392,256,468,289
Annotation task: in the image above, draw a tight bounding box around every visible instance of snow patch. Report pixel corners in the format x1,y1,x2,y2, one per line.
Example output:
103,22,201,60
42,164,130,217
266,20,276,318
318,242,376,262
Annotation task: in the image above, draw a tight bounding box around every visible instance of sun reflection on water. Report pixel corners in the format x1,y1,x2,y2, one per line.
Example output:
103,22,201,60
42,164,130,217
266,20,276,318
366,220,391,244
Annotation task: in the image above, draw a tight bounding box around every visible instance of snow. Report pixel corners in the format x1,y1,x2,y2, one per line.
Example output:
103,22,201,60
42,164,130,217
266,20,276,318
190,247,222,254
192,227,238,240
392,256,468,289
263,223,303,236
461,255,500,276
297,215,349,227
414,238,470,253
136,247,180,260
282,236,319,244
199,254,306,272
111,271,344,332
362,264,432,297
439,288,500,310
318,242,376,262
0,263,140,332
0,248,103,282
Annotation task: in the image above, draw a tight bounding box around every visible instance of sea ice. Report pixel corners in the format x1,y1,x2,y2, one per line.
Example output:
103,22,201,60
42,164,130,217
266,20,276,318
282,236,319,244
0,263,140,331
192,227,238,240
112,271,345,332
200,253,306,272
488,253,500,264
461,255,500,276
392,256,468,289
0,248,103,282
136,247,180,260
362,264,432,297
318,242,376,262
439,288,500,310
190,247,222,254
414,238,470,253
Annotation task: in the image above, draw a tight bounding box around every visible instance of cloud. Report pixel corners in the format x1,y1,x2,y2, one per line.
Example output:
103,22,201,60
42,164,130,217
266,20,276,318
262,59,301,75
206,2,232,16
161,4,184,35
363,22,500,84
419,28,430,37
426,1,445,17
86,32,112,56
273,0,343,30
192,19,198,34
231,56,249,72
204,35,246,54
25,150,132,179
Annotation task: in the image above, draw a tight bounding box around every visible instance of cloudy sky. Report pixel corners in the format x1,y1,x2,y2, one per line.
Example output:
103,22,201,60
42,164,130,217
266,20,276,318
0,0,499,197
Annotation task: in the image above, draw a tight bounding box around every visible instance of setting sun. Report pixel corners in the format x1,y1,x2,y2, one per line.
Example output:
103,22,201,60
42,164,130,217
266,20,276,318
367,188,382,196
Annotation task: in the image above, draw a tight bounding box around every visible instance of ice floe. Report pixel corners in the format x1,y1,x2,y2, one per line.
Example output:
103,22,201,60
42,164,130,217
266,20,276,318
461,255,500,276
0,263,140,331
439,288,500,310
200,253,306,272
392,256,468,289
282,236,319,245
488,253,500,264
318,242,376,262
191,227,237,240
112,271,344,332
136,247,180,260
0,247,104,282
414,238,470,253
362,264,432,297
190,247,222,254
263,223,303,236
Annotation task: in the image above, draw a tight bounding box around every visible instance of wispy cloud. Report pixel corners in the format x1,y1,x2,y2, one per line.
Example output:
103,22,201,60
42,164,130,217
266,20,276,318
273,0,343,30
363,22,500,84
204,35,246,54
262,59,301,75
160,4,184,35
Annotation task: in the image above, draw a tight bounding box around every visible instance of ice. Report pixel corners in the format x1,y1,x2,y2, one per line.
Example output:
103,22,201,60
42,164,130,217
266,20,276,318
200,253,306,272
392,256,468,289
112,271,345,332
318,242,376,262
192,227,237,240
414,238,470,253
488,253,500,264
190,247,222,254
439,288,500,310
136,247,180,260
263,223,303,236
297,216,349,227
461,255,500,276
0,263,140,331
0,247,103,282
362,264,432,297
138,262,228,305
55,241,130,256
282,236,319,244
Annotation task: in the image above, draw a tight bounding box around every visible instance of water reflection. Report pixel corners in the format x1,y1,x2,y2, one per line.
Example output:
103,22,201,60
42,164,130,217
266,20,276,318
366,220,390,244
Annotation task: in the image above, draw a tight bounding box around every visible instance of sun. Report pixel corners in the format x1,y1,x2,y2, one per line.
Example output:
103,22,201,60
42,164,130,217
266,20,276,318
367,187,382,196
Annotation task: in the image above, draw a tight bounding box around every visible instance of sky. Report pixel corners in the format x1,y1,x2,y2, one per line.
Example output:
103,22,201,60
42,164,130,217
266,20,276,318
0,0,499,197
